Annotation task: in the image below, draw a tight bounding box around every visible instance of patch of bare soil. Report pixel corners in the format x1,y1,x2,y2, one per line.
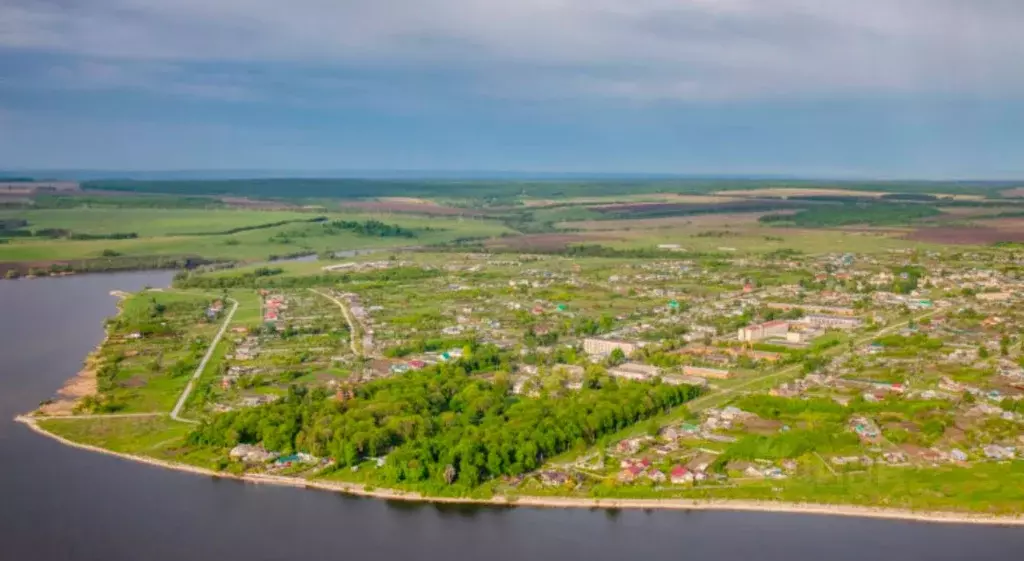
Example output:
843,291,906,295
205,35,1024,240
220,197,302,210
715,188,886,198
37,353,100,416
561,211,794,231
999,187,1024,198
905,226,1024,245
592,200,805,216
339,201,483,216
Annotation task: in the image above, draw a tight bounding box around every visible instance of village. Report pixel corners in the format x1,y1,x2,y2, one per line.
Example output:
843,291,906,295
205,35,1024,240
73,247,1024,498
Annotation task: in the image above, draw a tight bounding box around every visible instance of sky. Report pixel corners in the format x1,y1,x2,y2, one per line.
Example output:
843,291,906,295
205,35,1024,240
1,0,1023,178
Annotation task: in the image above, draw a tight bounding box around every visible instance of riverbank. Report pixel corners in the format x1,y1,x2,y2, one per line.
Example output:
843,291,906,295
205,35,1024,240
36,290,131,415
15,415,1024,527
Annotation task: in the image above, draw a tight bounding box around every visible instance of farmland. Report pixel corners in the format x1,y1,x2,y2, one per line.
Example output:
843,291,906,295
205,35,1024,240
8,180,1024,278
0,207,510,275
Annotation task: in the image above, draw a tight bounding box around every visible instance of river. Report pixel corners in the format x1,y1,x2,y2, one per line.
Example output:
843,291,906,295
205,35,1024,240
0,272,1022,561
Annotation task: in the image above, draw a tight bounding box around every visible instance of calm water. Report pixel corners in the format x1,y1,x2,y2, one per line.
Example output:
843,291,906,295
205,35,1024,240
1,273,1022,561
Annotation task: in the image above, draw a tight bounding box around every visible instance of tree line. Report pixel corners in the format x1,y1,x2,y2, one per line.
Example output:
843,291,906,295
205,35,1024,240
325,219,417,238
173,265,439,289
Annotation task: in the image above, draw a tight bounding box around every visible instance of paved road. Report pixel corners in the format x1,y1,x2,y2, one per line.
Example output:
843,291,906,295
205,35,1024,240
170,298,238,423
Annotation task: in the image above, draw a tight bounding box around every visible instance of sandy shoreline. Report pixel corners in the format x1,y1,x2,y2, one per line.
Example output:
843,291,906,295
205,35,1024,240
14,415,1024,527
37,291,129,416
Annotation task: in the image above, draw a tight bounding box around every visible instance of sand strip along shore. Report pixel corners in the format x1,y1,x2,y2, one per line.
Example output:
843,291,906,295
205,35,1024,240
36,291,132,415
14,415,1024,527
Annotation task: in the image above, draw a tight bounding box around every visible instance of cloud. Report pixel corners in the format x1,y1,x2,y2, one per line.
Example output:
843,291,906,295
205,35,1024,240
2,0,1023,101
40,60,262,101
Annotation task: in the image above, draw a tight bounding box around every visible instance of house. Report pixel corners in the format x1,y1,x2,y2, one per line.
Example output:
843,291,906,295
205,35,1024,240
616,438,643,454
977,292,1011,302
618,464,644,482
229,444,277,463
539,471,571,486
983,445,1015,460
850,417,880,439
720,406,748,421
882,451,908,464
647,469,666,483
670,465,694,484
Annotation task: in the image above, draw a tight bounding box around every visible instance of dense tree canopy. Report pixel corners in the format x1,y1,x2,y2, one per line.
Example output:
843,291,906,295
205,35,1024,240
189,363,701,490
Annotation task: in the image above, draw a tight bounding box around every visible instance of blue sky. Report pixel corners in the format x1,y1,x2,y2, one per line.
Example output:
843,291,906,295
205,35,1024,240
2,1,1023,178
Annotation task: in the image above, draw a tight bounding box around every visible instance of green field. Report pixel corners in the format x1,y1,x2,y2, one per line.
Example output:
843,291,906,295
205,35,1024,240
0,209,511,265
38,416,224,469
0,208,316,236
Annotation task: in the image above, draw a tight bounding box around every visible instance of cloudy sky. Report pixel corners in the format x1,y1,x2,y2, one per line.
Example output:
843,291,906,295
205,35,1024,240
1,0,1023,177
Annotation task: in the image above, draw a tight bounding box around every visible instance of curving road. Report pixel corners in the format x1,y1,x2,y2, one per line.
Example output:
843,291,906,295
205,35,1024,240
310,288,362,357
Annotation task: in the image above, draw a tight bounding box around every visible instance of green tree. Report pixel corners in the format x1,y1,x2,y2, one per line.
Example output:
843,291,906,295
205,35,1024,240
608,348,626,366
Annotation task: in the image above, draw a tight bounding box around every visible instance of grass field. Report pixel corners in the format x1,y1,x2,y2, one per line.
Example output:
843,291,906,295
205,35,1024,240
609,227,937,254
38,416,223,469
552,213,938,254
0,210,511,264
0,208,317,236
556,211,778,231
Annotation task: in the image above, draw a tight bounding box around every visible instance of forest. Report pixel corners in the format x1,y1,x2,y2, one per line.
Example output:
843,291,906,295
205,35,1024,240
189,361,702,490
759,204,941,227
325,219,417,238
79,178,1011,201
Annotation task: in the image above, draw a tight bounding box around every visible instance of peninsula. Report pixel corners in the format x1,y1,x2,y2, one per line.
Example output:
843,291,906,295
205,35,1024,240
8,181,1024,525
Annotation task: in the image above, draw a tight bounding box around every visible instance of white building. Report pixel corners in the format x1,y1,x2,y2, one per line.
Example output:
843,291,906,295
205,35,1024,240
802,315,862,330
738,320,789,342
583,338,642,357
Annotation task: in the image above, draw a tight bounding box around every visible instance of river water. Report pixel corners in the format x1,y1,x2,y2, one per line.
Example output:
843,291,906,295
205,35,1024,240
1,272,1022,561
